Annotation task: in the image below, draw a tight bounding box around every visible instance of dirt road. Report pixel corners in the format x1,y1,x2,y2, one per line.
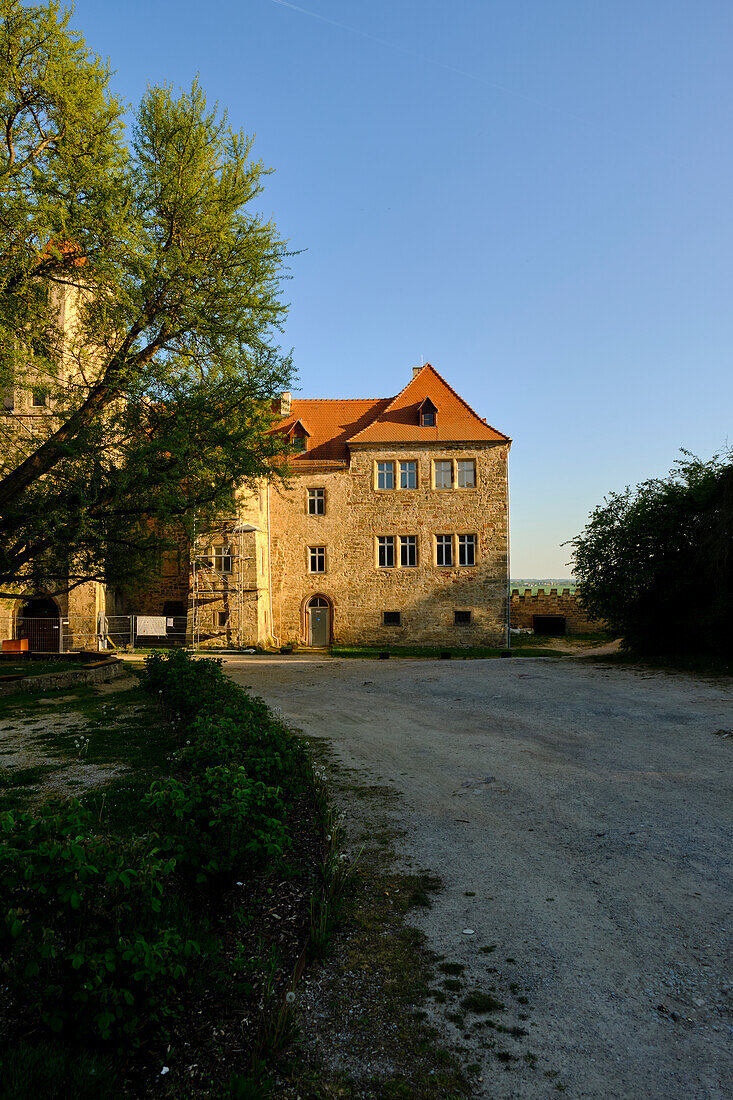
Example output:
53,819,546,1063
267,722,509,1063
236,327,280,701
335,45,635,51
224,655,732,1099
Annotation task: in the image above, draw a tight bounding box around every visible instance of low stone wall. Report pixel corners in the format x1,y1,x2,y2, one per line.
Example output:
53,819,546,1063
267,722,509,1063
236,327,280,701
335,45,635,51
0,658,127,697
510,587,604,634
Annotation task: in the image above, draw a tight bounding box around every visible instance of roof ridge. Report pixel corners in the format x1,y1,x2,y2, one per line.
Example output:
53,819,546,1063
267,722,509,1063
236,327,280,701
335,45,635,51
290,396,393,404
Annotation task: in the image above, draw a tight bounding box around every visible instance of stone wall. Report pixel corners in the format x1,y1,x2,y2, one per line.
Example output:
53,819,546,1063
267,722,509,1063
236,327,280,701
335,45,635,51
510,587,604,634
268,441,509,646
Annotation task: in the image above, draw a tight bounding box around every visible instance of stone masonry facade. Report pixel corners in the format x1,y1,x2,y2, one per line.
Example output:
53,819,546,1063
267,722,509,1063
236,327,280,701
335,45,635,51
1,362,511,651
186,364,511,649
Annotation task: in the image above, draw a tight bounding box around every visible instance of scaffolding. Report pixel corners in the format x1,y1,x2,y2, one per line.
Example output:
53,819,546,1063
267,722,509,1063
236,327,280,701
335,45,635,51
190,515,261,650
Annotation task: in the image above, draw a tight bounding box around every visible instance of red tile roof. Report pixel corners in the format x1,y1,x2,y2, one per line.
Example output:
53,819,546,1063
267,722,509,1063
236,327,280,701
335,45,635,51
275,365,509,464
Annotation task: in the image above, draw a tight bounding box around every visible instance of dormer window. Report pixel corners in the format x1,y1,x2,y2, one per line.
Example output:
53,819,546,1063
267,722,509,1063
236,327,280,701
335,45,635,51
288,419,310,453
419,397,437,427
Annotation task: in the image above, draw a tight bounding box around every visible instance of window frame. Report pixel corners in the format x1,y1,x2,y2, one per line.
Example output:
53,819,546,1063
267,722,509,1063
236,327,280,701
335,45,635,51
308,545,326,573
399,460,418,489
399,534,417,568
216,610,230,628
212,545,234,574
458,533,477,567
383,610,402,626
308,487,326,515
454,609,472,625
433,459,453,489
377,535,396,568
376,461,395,490
457,459,476,489
436,534,453,567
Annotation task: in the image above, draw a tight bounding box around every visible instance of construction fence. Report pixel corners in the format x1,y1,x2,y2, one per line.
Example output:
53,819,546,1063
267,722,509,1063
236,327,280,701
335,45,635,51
1,614,189,654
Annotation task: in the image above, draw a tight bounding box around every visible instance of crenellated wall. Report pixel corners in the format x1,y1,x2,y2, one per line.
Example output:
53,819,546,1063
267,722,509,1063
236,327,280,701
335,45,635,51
510,586,604,634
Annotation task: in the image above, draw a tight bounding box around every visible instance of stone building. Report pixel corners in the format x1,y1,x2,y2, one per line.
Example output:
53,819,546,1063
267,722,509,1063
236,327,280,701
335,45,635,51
2,359,512,651
188,363,511,648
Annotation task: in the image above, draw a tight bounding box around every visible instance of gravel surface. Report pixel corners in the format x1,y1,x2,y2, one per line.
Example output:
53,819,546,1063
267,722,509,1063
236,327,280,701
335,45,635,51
224,654,732,1099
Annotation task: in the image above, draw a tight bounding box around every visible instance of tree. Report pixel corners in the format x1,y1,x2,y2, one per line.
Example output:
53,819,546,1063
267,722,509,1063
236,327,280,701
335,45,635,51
0,0,292,598
569,451,733,654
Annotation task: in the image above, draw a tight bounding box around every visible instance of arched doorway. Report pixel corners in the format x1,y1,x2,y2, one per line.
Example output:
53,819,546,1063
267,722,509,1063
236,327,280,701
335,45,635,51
17,597,60,653
306,595,331,647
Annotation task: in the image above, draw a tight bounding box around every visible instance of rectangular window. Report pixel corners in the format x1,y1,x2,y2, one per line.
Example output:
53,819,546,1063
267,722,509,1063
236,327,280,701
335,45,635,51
454,610,472,625
421,410,435,426
213,546,233,573
458,534,476,566
400,535,417,567
309,546,326,573
377,461,394,490
399,461,417,489
436,534,453,567
217,611,230,628
31,390,46,407
378,536,395,568
308,488,325,515
457,460,476,488
383,611,402,626
434,460,452,488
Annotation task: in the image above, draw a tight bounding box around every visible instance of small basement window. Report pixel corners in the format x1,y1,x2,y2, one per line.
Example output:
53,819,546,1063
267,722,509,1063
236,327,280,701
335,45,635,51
383,611,402,626
454,610,472,625
217,611,230,628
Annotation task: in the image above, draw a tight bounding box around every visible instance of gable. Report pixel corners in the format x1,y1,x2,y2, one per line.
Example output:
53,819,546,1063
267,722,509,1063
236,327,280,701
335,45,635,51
345,364,509,445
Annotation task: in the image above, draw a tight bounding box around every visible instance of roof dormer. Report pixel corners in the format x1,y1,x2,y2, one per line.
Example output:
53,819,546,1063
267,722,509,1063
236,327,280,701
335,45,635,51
418,397,437,427
288,419,310,452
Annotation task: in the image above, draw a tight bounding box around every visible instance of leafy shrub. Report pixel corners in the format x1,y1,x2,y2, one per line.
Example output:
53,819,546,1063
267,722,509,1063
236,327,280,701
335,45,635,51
147,764,289,881
0,801,198,1041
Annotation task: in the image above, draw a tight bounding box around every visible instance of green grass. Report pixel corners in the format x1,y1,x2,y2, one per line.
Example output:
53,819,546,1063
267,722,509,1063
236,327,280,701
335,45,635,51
0,659,90,677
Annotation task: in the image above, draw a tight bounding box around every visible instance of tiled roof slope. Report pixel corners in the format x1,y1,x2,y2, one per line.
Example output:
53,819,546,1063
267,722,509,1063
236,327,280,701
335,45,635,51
347,364,509,445
278,398,392,462
276,365,509,464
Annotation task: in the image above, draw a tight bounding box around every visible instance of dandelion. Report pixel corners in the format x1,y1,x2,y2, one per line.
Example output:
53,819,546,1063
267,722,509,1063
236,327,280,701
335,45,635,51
285,991,296,1005
160,1066,170,1076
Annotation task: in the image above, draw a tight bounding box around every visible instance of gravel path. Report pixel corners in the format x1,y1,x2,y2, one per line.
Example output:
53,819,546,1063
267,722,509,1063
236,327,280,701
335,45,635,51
224,655,732,1099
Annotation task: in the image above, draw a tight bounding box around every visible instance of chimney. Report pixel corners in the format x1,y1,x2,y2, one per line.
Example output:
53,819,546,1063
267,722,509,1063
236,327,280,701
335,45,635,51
279,391,291,417
412,366,422,379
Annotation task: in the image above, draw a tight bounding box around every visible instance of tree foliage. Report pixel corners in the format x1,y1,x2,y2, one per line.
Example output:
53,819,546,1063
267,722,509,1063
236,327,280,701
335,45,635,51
570,451,733,654
0,0,292,597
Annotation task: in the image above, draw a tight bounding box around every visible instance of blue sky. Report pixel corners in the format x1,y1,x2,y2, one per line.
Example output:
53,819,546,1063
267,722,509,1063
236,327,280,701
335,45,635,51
71,0,733,576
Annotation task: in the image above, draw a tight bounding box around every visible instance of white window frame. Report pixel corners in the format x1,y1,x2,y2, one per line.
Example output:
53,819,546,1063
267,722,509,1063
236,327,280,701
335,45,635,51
377,535,396,568
399,460,417,489
399,535,417,567
376,461,395,490
458,534,477,567
212,545,233,573
457,459,476,488
308,487,325,515
309,546,326,573
436,534,453,567
433,459,453,489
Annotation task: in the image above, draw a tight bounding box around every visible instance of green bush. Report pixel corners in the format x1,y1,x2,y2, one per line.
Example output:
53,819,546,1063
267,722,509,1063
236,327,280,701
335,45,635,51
0,801,198,1041
143,650,308,883
147,764,289,881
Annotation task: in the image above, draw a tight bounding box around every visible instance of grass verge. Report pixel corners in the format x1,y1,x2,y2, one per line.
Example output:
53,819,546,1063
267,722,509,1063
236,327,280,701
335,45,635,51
0,654,337,1097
